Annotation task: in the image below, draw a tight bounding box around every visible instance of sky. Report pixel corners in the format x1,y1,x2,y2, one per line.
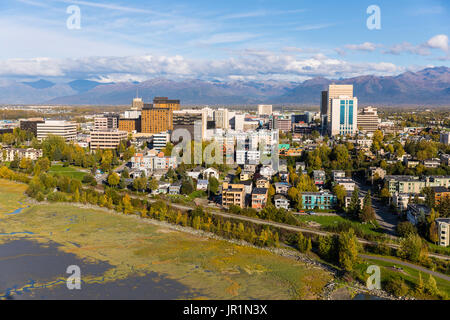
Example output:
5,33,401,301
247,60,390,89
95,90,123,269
0,0,448,83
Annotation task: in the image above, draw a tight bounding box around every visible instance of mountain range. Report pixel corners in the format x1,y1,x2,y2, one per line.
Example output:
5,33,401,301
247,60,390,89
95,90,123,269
0,66,448,106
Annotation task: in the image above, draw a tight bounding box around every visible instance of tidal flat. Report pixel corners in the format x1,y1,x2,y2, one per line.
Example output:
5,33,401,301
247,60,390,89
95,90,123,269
0,179,333,300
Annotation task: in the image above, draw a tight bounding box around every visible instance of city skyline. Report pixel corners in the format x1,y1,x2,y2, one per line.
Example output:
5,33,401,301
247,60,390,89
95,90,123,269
0,0,448,84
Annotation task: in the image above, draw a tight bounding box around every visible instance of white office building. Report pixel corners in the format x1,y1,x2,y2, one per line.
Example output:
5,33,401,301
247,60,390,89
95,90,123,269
37,120,77,141
329,97,358,136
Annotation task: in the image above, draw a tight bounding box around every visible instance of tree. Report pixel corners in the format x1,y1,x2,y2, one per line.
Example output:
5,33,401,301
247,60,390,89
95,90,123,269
122,194,133,214
360,190,376,223
333,184,347,209
384,276,409,297
107,172,120,188
380,187,390,204
348,188,361,218
297,232,312,253
396,221,417,237
148,177,159,193
397,233,426,263
133,177,147,193
208,176,219,195
338,229,359,271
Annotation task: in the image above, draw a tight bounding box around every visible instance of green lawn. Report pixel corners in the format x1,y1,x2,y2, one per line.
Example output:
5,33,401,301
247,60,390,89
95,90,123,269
48,165,87,181
355,256,450,299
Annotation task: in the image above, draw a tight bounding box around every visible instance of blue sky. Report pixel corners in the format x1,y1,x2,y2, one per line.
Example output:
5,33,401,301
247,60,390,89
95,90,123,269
0,0,448,82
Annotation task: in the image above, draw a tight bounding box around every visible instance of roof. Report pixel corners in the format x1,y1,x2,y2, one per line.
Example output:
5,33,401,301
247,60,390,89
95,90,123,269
430,186,449,193
274,194,288,201
252,188,268,195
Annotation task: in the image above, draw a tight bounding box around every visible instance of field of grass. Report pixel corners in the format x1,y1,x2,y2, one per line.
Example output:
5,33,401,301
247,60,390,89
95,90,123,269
355,256,450,299
0,179,29,216
0,179,332,300
48,165,87,181
296,214,382,237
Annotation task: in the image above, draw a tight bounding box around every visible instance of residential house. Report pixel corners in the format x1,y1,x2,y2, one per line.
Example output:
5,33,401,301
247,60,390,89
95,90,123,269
169,182,182,195
256,178,270,189
196,179,209,191
313,170,326,186
274,182,291,195
251,188,268,209
332,170,346,181
274,194,290,210
431,186,450,205
334,178,356,192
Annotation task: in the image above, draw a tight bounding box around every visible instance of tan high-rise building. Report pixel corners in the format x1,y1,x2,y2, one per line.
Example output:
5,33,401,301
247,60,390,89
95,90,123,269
132,98,144,110
141,97,180,133
214,108,229,129
321,85,353,126
257,105,272,116
357,106,379,133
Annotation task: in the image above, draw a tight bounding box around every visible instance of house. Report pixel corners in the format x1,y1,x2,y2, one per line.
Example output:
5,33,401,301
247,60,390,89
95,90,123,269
279,159,288,172
404,158,420,168
240,171,253,181
296,162,306,171
302,191,337,210
256,178,270,189
406,204,431,226
241,180,253,195
313,170,326,186
332,170,346,181
279,171,289,182
274,194,290,210
274,182,291,195
202,167,220,180
187,166,204,180
334,178,356,192
154,181,170,195
259,165,275,179
169,182,182,195
436,218,450,247
251,188,268,209
196,179,209,191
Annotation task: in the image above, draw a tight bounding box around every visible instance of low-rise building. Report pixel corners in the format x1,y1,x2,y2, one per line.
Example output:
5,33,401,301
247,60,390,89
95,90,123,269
313,170,326,186
302,191,337,210
334,177,356,192
1,148,43,162
90,129,127,150
431,186,450,205
274,194,290,210
332,170,346,181
251,188,268,209
222,185,245,208
406,204,431,226
274,182,291,195
344,192,364,209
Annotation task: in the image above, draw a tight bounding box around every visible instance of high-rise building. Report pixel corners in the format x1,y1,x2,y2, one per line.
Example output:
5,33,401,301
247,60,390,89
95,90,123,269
37,120,77,141
152,132,170,151
140,97,180,133
119,118,141,133
132,97,144,110
321,85,354,128
90,129,128,150
329,97,358,136
357,106,379,133
233,114,245,131
173,110,206,141
141,106,170,134
214,108,229,129
257,105,272,116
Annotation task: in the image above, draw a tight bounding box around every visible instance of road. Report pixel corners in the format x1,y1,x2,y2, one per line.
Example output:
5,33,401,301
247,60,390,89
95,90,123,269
360,254,450,282
354,176,399,237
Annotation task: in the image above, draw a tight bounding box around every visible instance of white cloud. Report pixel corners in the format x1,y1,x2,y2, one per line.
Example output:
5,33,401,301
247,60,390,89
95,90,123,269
426,34,449,52
0,52,407,82
345,42,379,52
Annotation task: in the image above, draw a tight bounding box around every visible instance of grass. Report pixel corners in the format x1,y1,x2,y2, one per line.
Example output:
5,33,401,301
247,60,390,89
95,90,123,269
0,179,333,300
296,214,383,237
48,165,87,181
355,256,450,299
0,179,29,216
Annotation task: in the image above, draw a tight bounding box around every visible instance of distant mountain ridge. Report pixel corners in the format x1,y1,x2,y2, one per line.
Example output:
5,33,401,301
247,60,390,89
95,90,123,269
0,66,448,106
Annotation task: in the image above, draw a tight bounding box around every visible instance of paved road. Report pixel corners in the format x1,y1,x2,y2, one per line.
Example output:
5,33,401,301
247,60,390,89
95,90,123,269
354,177,399,237
360,254,450,282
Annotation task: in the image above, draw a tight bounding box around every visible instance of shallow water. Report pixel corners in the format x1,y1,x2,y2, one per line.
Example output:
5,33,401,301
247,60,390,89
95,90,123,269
0,239,196,300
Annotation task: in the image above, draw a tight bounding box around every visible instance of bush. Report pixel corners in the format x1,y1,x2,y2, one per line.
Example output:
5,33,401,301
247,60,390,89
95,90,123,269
396,221,417,237
384,276,409,297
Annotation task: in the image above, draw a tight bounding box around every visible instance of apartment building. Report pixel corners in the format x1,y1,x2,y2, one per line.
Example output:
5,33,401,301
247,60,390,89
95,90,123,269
1,148,43,162
302,191,337,210
385,175,450,195
222,185,245,208
118,118,141,133
436,218,450,247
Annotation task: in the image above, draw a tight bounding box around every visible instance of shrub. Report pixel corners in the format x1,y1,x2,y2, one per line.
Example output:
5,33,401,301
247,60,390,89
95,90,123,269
384,276,409,297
